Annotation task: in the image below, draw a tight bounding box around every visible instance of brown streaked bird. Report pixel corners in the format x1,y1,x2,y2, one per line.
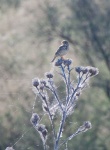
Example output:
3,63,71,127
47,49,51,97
51,40,69,62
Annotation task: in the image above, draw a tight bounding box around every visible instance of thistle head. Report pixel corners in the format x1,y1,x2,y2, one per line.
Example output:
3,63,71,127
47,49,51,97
32,78,39,88
45,72,53,79
30,113,40,126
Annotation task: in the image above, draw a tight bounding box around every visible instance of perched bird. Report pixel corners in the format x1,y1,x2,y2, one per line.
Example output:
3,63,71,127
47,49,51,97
51,40,69,62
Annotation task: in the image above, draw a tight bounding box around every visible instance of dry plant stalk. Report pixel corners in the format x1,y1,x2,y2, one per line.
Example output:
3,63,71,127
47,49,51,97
31,58,99,150
5,57,99,150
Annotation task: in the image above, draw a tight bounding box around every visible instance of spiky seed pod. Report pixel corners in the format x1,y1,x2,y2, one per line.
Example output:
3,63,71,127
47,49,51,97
32,78,39,88
37,124,48,142
75,66,83,73
77,121,92,133
39,84,44,91
82,67,88,74
76,92,80,96
42,129,48,139
63,59,72,66
30,113,40,126
83,121,92,129
88,67,99,76
55,58,63,66
45,72,53,79
40,80,47,86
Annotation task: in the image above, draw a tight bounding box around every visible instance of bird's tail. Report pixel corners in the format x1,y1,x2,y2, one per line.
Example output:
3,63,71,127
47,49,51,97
51,55,57,62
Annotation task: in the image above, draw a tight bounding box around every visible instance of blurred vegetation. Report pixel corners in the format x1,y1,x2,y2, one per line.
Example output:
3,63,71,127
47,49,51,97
0,0,110,149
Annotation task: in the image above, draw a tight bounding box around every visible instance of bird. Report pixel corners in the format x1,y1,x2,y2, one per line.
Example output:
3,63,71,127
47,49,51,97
51,40,69,62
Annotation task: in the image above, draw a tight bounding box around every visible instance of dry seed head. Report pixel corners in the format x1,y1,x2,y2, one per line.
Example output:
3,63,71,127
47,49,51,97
32,78,39,87
55,58,63,66
45,72,53,79
30,113,40,126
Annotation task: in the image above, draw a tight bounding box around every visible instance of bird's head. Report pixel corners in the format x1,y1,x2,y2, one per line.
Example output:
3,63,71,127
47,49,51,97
62,40,69,46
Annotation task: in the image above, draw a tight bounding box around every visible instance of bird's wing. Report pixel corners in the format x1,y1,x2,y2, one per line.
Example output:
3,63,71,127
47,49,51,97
55,46,63,55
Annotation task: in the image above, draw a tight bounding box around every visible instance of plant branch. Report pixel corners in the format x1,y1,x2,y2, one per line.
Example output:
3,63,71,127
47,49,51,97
54,111,67,150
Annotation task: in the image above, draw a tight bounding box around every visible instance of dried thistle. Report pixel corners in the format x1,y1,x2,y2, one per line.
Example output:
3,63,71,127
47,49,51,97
30,113,40,126
30,56,99,150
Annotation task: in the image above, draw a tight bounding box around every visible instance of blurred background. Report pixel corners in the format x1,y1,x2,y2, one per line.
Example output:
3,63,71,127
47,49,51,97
0,0,110,149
